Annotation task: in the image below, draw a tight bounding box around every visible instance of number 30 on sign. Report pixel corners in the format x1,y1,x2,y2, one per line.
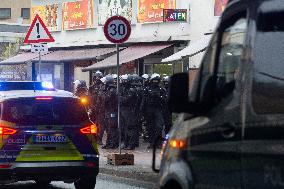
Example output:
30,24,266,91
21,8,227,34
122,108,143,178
104,16,131,44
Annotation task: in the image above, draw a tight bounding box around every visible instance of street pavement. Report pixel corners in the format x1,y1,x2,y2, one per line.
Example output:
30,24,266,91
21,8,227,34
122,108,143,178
99,139,161,187
0,139,161,189
1,174,150,189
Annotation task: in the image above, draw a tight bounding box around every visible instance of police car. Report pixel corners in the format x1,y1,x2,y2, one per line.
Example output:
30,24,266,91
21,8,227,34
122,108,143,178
0,81,99,189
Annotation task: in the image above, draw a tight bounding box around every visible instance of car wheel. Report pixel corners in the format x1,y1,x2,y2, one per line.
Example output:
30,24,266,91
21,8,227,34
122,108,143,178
74,177,96,189
35,180,51,186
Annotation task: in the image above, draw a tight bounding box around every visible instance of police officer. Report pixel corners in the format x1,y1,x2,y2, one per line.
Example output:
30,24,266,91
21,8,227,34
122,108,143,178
102,75,119,149
141,73,165,149
162,76,172,135
89,72,105,145
119,74,129,145
73,80,88,98
89,71,105,145
120,75,139,150
140,74,150,142
89,71,103,97
132,74,144,147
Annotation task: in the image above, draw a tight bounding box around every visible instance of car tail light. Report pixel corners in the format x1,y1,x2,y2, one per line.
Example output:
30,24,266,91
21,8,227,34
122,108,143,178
80,124,97,134
0,127,17,135
35,96,53,100
85,162,96,168
80,97,88,105
0,164,12,168
169,139,186,149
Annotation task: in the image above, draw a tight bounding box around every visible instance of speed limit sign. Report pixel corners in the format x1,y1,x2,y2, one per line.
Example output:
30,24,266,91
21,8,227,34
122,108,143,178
104,16,131,44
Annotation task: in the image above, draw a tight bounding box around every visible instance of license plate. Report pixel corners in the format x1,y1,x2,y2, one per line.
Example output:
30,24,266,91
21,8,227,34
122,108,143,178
33,134,67,143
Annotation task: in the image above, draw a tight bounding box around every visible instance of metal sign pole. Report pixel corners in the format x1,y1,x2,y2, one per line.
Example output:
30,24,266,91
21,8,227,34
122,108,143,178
38,51,42,81
116,44,121,155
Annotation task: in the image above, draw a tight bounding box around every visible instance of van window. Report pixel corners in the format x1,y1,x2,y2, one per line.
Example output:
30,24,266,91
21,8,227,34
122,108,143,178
252,11,284,114
2,97,89,125
198,12,247,103
216,16,247,97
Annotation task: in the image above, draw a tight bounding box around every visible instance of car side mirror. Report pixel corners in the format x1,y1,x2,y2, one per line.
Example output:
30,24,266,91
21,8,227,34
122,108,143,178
168,73,191,113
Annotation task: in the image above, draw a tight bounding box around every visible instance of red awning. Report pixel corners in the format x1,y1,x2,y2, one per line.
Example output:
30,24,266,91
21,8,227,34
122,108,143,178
82,44,172,71
0,47,119,65
39,48,118,62
0,52,49,65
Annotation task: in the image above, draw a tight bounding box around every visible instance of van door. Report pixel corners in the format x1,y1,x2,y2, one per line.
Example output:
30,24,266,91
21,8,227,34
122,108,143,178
242,4,284,189
188,6,248,189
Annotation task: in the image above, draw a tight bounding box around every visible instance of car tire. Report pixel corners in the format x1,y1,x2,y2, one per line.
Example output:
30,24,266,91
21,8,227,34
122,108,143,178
35,180,51,186
74,177,96,189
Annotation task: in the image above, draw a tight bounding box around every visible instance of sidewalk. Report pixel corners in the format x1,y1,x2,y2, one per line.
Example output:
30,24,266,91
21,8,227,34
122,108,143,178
98,140,161,187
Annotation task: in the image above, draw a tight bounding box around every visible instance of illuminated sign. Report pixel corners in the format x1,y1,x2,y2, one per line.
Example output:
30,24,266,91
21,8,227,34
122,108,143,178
138,0,176,23
98,0,133,25
31,4,59,31
62,0,94,30
163,9,187,22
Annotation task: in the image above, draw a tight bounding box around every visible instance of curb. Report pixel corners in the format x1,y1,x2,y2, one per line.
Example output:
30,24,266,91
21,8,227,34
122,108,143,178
98,173,159,189
99,165,159,183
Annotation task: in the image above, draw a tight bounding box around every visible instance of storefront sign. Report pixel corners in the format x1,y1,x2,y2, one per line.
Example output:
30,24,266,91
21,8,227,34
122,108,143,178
98,0,133,25
214,0,228,16
62,0,94,30
138,0,176,23
163,9,187,22
31,4,59,31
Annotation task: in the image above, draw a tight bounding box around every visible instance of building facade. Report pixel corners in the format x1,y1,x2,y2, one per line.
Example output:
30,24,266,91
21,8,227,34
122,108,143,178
0,0,31,24
1,0,227,91
27,0,192,90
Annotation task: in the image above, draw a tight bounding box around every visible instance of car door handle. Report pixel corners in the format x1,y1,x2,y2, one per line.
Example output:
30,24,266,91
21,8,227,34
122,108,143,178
220,123,236,139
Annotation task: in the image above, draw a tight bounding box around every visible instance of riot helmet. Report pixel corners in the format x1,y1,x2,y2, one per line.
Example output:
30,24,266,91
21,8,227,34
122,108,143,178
142,74,149,80
120,74,129,84
73,80,87,89
150,73,161,84
105,75,114,85
93,70,103,81
162,76,169,84
100,76,107,84
131,74,142,86
112,74,118,85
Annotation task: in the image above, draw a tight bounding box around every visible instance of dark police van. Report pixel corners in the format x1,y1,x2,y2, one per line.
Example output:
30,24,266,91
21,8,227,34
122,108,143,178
155,0,284,188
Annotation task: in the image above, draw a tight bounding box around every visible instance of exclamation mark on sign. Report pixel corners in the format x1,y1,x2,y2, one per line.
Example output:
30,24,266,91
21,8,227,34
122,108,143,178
36,23,40,38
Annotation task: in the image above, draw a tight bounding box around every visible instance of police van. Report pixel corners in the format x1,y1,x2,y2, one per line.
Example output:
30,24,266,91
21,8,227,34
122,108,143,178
0,81,98,189
155,0,284,188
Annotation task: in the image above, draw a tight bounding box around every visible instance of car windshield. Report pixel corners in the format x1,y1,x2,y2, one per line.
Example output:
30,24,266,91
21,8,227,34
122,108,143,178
1,97,89,125
252,10,284,114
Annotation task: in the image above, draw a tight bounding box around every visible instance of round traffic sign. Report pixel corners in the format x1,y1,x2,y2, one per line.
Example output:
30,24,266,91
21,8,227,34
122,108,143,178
104,16,131,44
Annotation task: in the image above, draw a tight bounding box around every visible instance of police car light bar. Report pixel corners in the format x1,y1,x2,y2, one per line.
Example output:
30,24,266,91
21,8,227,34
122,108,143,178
41,81,54,89
0,81,55,91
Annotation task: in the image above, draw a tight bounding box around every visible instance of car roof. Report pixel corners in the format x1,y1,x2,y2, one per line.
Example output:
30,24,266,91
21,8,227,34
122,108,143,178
0,90,76,101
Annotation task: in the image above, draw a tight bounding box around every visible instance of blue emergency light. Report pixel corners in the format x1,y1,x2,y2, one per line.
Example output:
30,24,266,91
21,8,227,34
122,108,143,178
0,81,55,91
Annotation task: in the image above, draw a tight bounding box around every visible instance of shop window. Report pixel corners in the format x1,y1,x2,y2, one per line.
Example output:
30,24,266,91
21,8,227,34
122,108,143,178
144,64,153,74
153,64,172,76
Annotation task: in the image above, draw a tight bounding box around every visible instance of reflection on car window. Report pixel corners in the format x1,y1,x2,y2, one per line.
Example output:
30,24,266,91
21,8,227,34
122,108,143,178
216,16,247,97
2,98,89,125
198,33,218,100
253,11,284,114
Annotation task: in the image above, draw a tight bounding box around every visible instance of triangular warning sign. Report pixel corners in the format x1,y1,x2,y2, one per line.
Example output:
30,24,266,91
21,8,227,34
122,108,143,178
24,14,55,44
